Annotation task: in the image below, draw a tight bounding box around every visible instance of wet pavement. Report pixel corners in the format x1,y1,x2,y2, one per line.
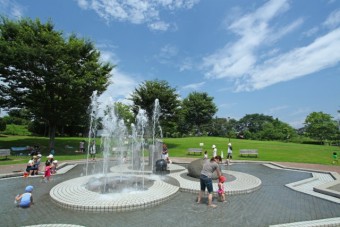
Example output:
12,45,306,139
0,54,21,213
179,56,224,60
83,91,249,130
1,160,340,227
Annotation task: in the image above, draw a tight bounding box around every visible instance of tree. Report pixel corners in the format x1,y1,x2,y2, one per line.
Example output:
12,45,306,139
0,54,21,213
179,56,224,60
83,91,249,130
114,102,134,131
236,113,274,139
130,80,181,136
0,17,113,148
182,91,217,134
304,111,338,144
0,118,6,131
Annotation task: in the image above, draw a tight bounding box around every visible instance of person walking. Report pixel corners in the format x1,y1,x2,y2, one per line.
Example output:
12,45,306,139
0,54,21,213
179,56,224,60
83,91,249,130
226,143,233,165
197,155,222,208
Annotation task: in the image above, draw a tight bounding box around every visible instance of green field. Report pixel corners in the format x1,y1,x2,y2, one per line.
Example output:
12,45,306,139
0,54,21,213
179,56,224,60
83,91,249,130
0,135,339,165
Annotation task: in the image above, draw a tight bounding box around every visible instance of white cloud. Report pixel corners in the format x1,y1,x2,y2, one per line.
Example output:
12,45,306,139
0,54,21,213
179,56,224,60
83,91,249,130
265,105,289,115
98,68,138,105
148,21,170,31
179,57,193,71
203,0,340,92
324,9,340,28
0,0,24,19
181,81,205,90
76,0,199,31
239,28,340,91
203,0,290,80
155,44,179,64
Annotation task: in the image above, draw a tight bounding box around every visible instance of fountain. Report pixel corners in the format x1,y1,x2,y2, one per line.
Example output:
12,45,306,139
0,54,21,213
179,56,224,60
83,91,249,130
50,92,179,212
49,92,262,212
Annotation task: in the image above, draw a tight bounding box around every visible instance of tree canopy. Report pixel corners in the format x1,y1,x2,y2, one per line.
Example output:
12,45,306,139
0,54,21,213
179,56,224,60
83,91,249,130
304,111,338,144
182,91,217,134
129,79,181,135
0,17,114,147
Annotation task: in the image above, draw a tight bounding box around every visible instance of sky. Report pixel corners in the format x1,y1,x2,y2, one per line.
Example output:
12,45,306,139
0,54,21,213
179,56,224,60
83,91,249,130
1,0,340,129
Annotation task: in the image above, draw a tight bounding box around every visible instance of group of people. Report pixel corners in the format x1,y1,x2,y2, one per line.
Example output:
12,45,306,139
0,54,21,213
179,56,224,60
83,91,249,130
198,141,233,208
17,149,59,208
25,151,58,183
78,140,97,161
204,143,233,164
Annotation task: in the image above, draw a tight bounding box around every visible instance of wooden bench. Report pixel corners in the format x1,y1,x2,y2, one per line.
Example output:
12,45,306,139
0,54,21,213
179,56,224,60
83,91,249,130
187,148,203,155
239,149,258,157
0,149,11,159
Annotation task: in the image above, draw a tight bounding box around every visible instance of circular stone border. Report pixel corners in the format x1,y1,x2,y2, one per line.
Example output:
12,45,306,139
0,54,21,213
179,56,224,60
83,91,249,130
50,164,261,212
167,165,262,195
50,173,179,212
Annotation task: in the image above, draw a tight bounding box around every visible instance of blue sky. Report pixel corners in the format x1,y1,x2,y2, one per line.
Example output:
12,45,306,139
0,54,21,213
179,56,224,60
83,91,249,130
1,0,340,129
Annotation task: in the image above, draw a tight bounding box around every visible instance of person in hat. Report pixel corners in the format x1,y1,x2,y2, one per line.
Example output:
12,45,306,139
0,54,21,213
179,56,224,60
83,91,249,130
212,145,217,157
25,159,34,176
217,175,226,202
45,154,54,166
15,185,34,208
51,160,58,174
226,143,233,165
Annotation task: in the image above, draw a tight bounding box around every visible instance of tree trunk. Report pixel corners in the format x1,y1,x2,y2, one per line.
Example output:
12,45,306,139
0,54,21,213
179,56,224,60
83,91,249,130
49,123,56,149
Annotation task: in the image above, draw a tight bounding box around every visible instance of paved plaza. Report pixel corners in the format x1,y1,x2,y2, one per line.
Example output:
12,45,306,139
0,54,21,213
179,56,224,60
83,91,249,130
1,160,340,227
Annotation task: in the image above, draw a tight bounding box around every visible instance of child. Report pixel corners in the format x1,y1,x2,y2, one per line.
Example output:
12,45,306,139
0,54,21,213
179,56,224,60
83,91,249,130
204,151,208,159
43,162,52,182
15,185,34,208
217,176,226,202
333,152,338,164
51,160,58,174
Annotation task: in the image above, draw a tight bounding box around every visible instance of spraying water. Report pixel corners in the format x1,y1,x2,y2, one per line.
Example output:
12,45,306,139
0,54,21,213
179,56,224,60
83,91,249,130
84,92,163,192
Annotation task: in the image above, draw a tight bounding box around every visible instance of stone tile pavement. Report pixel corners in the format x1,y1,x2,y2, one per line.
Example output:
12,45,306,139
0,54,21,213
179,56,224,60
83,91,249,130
1,158,340,227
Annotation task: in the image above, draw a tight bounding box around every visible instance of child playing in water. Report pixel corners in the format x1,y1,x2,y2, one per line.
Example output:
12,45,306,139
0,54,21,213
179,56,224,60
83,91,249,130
43,161,52,182
51,160,58,174
15,185,34,208
217,176,226,202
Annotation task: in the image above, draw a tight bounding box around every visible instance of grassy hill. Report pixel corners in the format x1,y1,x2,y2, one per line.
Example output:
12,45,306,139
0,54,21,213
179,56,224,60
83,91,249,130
0,135,338,165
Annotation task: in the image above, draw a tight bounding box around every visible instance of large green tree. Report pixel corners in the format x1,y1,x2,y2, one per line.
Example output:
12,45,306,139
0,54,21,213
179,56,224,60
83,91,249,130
0,17,113,148
236,113,296,140
304,111,338,144
182,91,217,134
129,80,181,136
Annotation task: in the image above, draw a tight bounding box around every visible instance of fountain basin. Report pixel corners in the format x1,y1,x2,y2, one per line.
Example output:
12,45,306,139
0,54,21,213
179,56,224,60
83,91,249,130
50,173,179,212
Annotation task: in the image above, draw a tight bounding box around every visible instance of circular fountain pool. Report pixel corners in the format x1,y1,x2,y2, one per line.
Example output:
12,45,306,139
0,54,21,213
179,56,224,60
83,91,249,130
50,173,179,212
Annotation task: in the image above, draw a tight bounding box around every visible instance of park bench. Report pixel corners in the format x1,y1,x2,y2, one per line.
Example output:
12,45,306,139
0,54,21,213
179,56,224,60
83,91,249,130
187,148,203,155
10,146,29,156
0,149,11,159
239,149,258,157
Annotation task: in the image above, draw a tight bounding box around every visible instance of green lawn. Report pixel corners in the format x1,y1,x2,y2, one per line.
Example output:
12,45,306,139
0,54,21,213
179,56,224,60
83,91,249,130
0,135,339,165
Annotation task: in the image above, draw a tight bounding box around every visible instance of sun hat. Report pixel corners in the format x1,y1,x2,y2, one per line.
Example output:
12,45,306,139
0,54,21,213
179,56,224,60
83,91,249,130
53,160,58,164
28,160,33,164
212,145,216,148
25,185,34,192
37,154,42,157
228,143,232,146
33,155,38,159
47,154,54,159
219,176,226,183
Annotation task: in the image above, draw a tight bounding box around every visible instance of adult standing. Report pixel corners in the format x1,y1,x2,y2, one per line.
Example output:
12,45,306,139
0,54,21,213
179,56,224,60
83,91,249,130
197,155,222,208
90,140,96,161
226,143,233,165
79,140,85,153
